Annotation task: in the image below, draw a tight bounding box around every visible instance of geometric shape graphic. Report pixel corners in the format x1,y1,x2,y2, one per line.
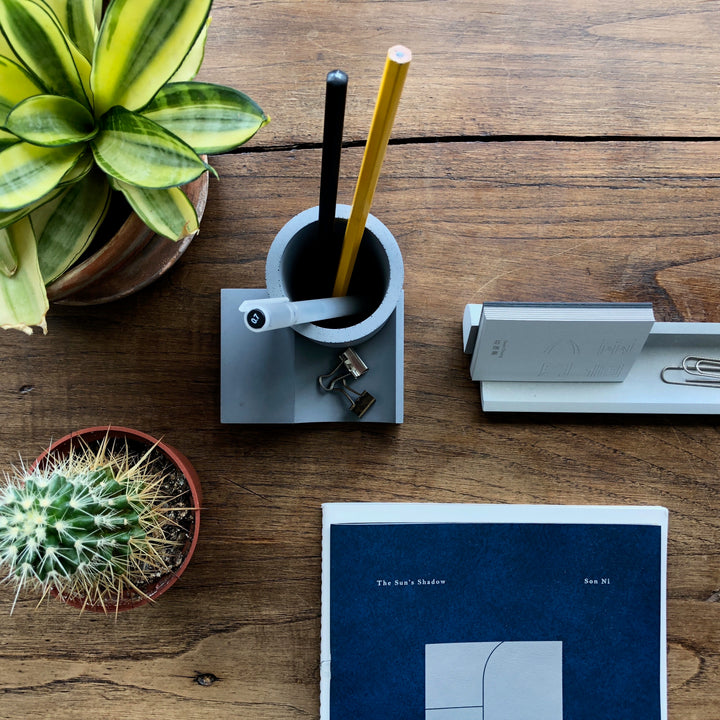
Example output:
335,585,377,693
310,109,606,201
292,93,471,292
426,641,563,720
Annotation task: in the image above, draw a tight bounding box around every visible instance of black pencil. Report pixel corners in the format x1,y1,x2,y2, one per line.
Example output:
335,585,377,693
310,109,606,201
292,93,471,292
318,69,348,246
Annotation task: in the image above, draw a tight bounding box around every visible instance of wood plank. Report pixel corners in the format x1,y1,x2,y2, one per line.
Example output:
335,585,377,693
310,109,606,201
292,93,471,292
198,0,720,145
2,142,720,717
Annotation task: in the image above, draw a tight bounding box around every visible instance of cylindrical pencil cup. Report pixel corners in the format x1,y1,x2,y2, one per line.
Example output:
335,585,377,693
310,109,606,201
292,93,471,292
265,204,403,347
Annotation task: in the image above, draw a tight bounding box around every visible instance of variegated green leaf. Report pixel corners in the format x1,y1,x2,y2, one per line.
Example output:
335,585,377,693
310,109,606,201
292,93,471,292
6,94,96,146
27,186,65,239
0,225,18,275
0,0,89,106
32,1,94,100
0,128,18,149
0,55,44,121
92,106,209,188
64,22,93,100
0,186,63,229
32,1,93,103
0,23,21,63
169,16,209,83
57,147,94,186
37,0,97,60
112,178,198,241
0,216,48,334
141,82,268,154
0,151,93,224
33,170,110,283
0,141,83,211
0,206,30,232
91,0,212,116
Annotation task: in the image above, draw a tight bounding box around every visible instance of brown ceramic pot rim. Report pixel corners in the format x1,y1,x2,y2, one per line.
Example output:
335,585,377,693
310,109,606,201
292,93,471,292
46,163,208,304
32,426,201,613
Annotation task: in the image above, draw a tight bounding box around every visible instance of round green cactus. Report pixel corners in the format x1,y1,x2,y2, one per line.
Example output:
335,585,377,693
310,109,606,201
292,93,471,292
0,437,188,612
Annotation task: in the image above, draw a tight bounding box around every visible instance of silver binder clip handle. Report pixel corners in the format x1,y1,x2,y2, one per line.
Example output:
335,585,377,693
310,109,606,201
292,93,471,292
339,348,369,379
318,348,369,391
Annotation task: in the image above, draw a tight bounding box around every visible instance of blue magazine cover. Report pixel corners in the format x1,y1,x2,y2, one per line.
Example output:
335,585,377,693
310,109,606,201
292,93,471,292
320,504,668,720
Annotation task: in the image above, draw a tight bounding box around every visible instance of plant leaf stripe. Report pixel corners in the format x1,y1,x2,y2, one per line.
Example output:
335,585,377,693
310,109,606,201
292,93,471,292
0,142,83,211
114,180,198,240
91,0,212,115
142,82,268,154
0,0,88,106
92,107,209,188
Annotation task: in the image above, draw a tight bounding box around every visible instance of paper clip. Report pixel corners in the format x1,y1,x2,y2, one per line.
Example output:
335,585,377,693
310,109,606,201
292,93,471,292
318,348,376,417
660,355,720,388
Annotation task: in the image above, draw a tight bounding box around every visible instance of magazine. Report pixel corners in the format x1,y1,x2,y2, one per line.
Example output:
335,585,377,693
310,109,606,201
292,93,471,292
320,503,668,720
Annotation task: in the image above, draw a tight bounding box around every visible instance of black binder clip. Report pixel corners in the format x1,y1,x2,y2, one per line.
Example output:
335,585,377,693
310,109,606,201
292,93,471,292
318,348,376,418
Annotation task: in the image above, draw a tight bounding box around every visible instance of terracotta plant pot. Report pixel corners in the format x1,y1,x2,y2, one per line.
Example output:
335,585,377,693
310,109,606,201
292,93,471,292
31,426,202,612
46,169,209,306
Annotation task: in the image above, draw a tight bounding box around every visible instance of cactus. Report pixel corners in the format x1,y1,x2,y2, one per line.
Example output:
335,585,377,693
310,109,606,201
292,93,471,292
0,434,190,613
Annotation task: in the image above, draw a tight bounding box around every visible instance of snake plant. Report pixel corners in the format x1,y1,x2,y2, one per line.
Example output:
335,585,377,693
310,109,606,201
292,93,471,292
0,432,195,613
0,0,267,333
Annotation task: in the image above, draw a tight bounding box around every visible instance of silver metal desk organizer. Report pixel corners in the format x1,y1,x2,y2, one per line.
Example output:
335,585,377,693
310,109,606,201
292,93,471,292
464,302,720,413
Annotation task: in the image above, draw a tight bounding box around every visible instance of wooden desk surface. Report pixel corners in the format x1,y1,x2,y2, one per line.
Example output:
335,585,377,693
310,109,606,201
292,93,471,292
1,1,719,718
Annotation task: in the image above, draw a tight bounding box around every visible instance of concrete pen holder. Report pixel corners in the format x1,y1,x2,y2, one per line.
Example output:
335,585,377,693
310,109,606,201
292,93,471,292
265,204,403,346
220,205,404,423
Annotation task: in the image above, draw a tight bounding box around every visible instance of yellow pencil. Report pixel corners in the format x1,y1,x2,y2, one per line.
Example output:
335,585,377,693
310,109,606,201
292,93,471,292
332,45,411,297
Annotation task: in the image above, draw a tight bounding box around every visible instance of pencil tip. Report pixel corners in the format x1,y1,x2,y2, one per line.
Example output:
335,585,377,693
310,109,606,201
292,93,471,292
388,45,412,64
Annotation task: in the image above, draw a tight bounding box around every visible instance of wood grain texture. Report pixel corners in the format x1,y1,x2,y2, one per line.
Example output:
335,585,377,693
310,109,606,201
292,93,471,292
3,0,720,716
197,0,720,145
2,143,720,717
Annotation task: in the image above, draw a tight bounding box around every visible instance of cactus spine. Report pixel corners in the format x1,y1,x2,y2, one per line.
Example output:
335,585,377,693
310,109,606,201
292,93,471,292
0,434,188,613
